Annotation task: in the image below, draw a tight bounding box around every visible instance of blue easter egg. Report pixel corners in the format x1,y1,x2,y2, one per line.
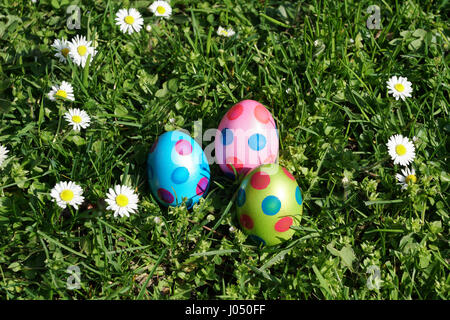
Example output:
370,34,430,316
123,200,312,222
147,131,211,208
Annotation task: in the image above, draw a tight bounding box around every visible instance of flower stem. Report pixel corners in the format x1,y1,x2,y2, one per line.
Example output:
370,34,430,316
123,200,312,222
53,102,64,143
82,54,91,88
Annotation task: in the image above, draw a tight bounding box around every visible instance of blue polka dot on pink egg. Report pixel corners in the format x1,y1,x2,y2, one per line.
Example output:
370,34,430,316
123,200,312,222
248,133,266,151
221,128,233,146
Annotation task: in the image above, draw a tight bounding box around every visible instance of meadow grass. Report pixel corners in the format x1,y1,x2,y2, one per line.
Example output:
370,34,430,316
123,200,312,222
0,0,448,299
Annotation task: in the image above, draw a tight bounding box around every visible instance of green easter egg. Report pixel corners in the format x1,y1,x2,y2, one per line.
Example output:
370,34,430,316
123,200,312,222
236,164,303,246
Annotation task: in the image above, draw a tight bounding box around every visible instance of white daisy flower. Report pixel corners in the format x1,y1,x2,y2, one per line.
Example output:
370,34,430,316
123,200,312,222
64,108,91,131
115,8,144,34
48,81,75,102
68,35,97,68
396,167,417,190
146,24,152,32
386,76,413,101
51,38,70,63
105,185,139,218
386,134,416,166
217,26,235,37
149,1,172,18
50,181,84,210
0,145,9,167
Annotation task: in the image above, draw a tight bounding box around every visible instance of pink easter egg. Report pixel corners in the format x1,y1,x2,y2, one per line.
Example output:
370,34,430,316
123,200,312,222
215,100,279,177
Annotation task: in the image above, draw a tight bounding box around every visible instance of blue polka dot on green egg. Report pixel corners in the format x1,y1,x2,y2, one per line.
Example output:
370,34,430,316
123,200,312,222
236,164,303,246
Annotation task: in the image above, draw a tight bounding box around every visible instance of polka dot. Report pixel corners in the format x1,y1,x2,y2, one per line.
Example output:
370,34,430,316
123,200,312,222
250,171,270,190
254,105,270,124
196,177,209,196
261,195,281,216
221,128,234,146
157,188,174,204
274,216,293,232
239,214,254,230
150,138,159,153
226,157,244,173
237,188,246,207
282,167,296,181
295,186,302,205
248,133,267,151
226,104,243,120
248,235,266,246
175,139,192,156
171,167,189,184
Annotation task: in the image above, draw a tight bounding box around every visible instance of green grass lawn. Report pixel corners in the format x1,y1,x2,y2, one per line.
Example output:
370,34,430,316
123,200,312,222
0,0,449,299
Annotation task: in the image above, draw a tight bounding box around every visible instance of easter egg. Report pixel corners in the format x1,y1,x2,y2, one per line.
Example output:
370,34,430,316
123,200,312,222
147,131,211,208
236,164,303,246
215,100,279,178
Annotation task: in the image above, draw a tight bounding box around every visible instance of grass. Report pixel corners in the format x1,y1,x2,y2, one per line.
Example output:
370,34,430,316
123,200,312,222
0,0,449,300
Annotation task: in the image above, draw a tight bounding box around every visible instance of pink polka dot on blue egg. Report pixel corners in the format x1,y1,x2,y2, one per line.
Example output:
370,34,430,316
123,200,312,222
147,131,211,208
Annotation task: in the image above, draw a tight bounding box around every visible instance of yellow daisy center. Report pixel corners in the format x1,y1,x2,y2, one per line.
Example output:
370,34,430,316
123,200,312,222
395,144,407,156
60,189,74,202
115,194,129,207
405,174,417,184
77,45,87,56
55,90,68,99
394,83,405,92
72,115,82,123
157,6,166,14
124,15,135,25
61,48,70,57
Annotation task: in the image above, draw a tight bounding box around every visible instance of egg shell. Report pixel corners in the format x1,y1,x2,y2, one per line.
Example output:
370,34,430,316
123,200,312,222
215,100,279,178
147,131,210,208
236,164,303,246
